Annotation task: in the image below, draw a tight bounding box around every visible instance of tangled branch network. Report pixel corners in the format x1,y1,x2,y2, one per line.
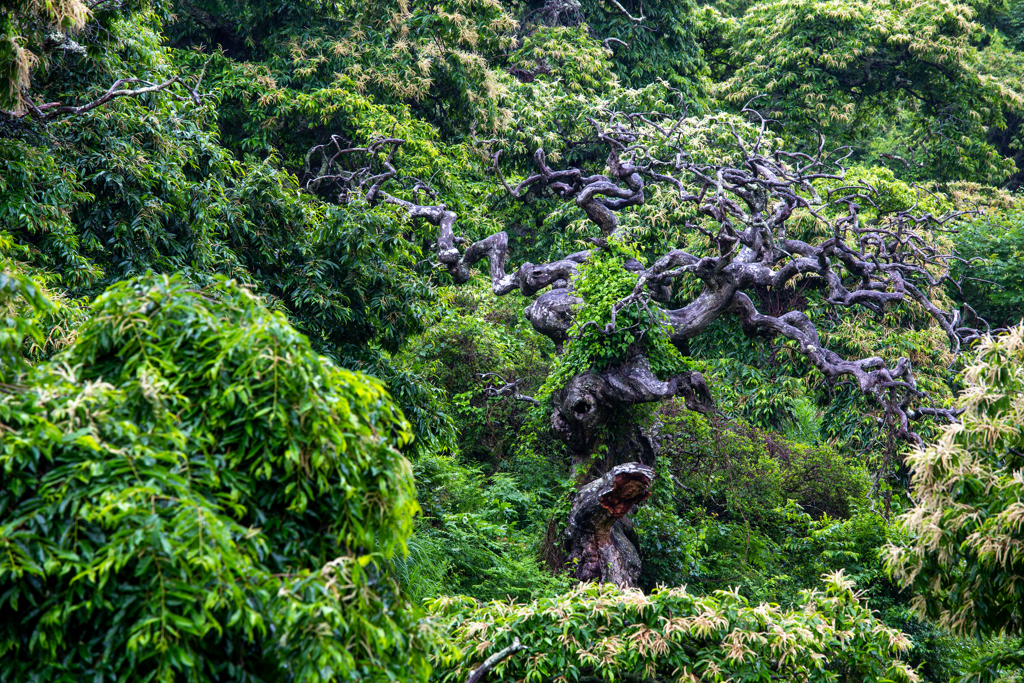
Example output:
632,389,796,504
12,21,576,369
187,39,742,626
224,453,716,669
304,108,999,446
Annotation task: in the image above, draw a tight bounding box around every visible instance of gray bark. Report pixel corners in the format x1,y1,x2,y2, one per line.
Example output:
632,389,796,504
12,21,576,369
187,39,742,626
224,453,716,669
564,462,654,587
305,111,999,586
550,356,711,463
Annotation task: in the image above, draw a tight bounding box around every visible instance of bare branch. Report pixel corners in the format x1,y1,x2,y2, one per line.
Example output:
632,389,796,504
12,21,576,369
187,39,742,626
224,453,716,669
476,373,540,405
6,75,206,122
466,637,526,683
605,0,646,24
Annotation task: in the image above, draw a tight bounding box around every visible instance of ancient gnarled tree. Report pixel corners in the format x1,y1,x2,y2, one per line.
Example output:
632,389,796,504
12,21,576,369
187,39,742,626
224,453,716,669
305,111,992,587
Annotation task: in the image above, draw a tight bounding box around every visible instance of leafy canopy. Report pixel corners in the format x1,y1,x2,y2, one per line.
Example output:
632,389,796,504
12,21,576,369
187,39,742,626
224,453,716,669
0,273,428,683
715,0,1023,182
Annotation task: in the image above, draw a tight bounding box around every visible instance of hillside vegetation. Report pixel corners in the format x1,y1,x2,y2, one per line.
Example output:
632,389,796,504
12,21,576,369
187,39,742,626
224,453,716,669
2,0,1024,681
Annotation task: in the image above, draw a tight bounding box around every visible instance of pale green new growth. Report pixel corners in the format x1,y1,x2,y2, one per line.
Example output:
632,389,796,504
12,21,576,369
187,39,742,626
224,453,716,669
887,327,1024,637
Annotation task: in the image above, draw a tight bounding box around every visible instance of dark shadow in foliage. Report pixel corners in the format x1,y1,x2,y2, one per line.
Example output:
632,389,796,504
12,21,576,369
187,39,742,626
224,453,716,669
949,210,1024,329
657,398,868,522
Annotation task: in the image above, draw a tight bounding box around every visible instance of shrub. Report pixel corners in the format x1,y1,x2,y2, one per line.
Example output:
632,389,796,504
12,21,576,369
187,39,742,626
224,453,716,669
0,273,427,682
429,572,919,683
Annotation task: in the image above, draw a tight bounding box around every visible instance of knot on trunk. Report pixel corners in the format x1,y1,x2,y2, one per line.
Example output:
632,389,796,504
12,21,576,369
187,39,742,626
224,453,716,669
551,356,714,457
565,462,654,587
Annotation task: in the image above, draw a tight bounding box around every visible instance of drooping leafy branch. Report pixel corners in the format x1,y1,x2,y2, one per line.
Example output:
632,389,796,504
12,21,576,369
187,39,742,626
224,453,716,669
0,273,430,682
885,326,1024,637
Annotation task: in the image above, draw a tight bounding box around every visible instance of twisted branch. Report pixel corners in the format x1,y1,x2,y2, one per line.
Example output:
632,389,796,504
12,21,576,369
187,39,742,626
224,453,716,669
304,112,996,446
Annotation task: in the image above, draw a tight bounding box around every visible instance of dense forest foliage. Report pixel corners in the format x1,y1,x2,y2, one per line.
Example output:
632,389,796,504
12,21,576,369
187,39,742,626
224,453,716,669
2,0,1024,681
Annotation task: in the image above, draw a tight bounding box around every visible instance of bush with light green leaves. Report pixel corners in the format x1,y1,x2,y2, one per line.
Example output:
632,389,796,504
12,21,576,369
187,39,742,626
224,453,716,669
429,571,920,683
886,326,1024,679
0,272,427,683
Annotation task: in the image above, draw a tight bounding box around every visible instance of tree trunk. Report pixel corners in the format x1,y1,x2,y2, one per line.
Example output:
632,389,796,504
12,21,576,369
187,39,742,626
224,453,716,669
564,462,654,587
550,356,712,470
540,358,713,587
